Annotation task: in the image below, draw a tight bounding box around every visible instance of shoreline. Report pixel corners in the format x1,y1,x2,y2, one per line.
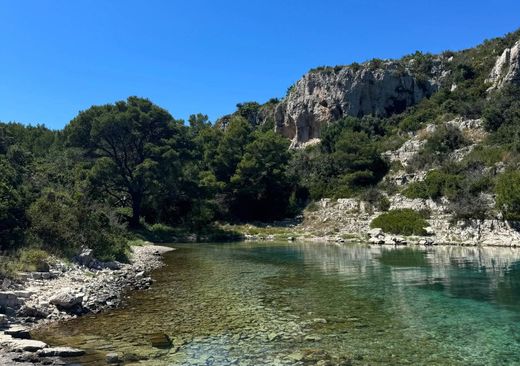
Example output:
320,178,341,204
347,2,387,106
2,234,519,365
0,243,174,366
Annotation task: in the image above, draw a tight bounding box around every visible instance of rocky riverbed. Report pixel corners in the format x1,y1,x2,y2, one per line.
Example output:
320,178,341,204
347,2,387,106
0,243,173,365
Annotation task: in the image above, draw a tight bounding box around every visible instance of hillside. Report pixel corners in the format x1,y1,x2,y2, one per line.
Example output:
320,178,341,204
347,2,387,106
220,28,520,246
2,28,520,273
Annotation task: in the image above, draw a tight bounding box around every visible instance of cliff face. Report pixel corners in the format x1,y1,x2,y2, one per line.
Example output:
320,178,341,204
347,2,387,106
273,60,447,146
487,40,520,90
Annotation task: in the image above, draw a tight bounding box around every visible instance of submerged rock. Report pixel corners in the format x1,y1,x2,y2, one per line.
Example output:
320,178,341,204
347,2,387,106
150,333,172,348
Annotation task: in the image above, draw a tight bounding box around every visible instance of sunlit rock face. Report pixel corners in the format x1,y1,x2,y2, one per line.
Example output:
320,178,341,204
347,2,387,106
487,39,520,90
273,60,447,146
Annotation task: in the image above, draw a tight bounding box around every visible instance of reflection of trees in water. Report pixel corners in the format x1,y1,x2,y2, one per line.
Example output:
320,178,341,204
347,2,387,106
298,243,520,307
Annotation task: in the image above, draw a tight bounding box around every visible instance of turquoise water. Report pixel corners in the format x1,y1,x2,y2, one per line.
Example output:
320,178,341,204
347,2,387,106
35,243,520,365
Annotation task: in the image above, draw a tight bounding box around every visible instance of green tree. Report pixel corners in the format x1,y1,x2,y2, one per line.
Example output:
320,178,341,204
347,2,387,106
213,116,252,183
230,130,291,220
65,97,185,227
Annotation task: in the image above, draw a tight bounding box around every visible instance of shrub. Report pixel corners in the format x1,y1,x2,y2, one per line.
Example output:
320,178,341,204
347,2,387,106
18,248,50,272
370,209,428,235
496,170,520,221
403,170,462,200
360,188,390,211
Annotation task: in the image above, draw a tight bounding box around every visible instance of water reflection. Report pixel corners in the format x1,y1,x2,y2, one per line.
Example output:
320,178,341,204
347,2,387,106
34,243,520,366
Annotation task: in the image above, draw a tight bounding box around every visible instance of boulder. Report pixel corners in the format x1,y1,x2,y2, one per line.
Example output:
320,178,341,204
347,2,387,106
106,352,121,364
17,304,49,319
368,228,383,238
38,347,85,357
74,248,96,268
49,288,83,309
8,339,47,352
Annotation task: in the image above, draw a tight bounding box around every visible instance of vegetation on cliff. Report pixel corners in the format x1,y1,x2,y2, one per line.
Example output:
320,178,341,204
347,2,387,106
2,29,520,261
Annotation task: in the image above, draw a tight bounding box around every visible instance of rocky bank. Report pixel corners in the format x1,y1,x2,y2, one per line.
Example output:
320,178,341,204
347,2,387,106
0,244,173,365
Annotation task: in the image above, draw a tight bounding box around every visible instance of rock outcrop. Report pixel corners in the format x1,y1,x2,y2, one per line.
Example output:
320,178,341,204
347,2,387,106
487,40,520,90
273,60,447,145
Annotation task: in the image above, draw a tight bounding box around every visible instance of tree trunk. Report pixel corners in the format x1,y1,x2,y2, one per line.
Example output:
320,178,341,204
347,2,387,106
130,193,142,228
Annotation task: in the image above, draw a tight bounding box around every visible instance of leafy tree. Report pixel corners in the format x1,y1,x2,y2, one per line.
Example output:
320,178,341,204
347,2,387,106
213,116,252,183
65,97,185,227
230,131,291,220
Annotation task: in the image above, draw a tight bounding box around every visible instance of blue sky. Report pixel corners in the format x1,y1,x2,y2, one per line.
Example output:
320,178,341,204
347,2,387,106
1,0,519,129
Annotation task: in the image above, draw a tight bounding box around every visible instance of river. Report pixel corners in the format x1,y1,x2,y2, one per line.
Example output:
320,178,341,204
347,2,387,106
33,242,520,365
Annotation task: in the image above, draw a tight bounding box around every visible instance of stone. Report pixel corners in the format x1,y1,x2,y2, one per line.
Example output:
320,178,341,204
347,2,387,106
1,278,12,290
267,332,282,341
368,228,383,238
106,352,121,364
38,346,85,357
101,261,122,270
17,304,49,319
150,333,172,348
368,237,384,244
0,314,7,328
313,318,327,324
8,339,47,352
287,352,305,361
4,325,31,339
49,288,83,309
0,291,21,308
74,248,96,268
304,335,322,342
384,238,396,245
424,226,435,235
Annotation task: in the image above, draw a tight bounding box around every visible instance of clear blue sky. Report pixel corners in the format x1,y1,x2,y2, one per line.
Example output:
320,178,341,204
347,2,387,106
1,0,519,129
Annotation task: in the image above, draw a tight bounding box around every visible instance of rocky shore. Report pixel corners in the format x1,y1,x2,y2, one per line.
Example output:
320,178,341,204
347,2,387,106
0,243,174,365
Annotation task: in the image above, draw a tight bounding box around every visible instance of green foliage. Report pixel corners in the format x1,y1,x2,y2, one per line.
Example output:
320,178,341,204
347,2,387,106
28,190,128,260
230,130,291,220
65,96,185,228
370,209,428,235
18,248,50,272
409,124,469,170
496,170,520,221
360,188,390,211
404,170,462,200
292,117,389,200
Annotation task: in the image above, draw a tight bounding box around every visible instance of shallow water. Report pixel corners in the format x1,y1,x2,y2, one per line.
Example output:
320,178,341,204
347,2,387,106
34,242,520,365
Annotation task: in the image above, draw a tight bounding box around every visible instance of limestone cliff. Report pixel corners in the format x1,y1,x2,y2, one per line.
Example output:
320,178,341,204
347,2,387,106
487,40,520,90
274,59,448,146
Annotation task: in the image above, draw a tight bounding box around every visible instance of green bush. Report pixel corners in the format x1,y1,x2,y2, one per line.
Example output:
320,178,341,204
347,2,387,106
370,209,429,235
18,248,50,272
360,188,390,211
403,170,462,200
496,170,520,221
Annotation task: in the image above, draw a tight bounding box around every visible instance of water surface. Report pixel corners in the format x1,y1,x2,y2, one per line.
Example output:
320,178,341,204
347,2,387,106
34,242,520,365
